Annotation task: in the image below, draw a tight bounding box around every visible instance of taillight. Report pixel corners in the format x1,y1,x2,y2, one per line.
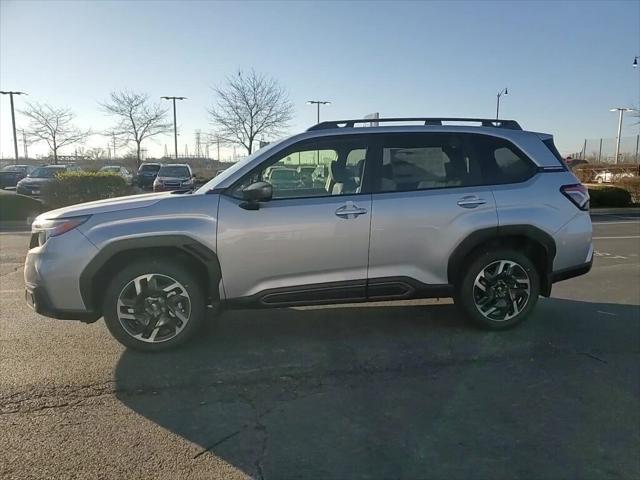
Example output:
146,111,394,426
560,184,589,211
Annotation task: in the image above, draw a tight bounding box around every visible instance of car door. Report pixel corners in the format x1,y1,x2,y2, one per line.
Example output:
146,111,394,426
216,135,374,304
367,132,498,295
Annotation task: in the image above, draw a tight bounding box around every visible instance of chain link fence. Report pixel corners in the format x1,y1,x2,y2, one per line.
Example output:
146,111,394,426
569,135,640,164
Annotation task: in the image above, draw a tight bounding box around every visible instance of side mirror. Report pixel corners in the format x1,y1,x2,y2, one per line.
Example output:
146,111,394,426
240,181,272,210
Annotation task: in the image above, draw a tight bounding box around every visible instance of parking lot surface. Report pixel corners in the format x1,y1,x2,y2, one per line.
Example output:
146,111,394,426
0,213,638,479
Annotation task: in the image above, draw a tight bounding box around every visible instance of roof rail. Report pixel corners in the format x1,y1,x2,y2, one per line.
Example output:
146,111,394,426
307,117,522,131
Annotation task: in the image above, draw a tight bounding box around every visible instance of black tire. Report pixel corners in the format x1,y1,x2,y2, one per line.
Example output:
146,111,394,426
103,258,206,352
455,249,540,330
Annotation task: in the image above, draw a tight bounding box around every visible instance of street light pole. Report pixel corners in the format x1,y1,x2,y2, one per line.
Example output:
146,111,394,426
307,100,331,123
161,96,186,159
0,90,27,161
495,87,508,120
610,107,634,164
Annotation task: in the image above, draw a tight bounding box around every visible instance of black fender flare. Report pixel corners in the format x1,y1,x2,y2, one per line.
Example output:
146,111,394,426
447,225,556,295
79,235,222,312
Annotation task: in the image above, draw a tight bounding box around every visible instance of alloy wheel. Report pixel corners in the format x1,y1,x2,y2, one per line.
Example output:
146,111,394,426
116,273,191,343
472,260,531,322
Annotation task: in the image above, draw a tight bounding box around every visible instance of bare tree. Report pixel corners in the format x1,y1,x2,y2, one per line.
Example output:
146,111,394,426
101,91,171,169
21,103,90,164
86,147,107,161
208,69,294,154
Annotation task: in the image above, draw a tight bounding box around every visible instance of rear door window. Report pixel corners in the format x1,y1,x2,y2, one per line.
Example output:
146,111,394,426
372,133,483,192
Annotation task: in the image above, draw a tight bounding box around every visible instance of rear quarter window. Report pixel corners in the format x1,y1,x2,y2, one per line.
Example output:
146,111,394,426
469,135,536,185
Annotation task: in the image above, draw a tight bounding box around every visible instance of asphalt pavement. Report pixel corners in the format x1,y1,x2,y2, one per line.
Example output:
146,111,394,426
0,213,638,480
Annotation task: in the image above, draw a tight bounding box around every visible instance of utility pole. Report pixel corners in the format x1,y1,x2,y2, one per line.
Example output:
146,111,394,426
307,100,331,123
109,132,118,160
22,129,28,159
496,87,508,120
195,130,202,158
161,96,186,160
0,90,27,161
610,108,634,164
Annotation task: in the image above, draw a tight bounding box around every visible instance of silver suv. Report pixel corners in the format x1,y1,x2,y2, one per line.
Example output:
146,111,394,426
24,118,593,351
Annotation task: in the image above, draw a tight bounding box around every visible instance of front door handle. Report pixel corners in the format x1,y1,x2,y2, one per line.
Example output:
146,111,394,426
457,196,487,208
335,201,368,219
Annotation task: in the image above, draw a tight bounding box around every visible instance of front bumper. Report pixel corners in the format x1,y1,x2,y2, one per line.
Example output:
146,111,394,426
16,185,42,197
24,228,100,321
25,283,100,322
551,258,593,284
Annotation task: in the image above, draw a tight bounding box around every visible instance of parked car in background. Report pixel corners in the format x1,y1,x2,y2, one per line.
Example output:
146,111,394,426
594,170,634,184
565,157,588,169
297,165,316,187
153,164,194,192
16,164,80,197
136,162,162,189
0,164,35,189
99,165,133,185
265,166,302,190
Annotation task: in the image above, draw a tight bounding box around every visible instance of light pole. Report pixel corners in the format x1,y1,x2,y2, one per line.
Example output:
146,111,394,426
161,96,186,159
307,100,331,123
0,90,27,161
495,87,508,120
610,107,634,164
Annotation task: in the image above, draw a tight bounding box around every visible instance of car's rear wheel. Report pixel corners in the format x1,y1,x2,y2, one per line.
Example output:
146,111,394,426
456,249,540,329
103,259,206,351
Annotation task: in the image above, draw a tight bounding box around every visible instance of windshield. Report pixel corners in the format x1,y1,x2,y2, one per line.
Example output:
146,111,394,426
139,164,161,173
158,166,190,177
100,166,120,173
195,139,284,193
29,167,65,178
2,165,27,172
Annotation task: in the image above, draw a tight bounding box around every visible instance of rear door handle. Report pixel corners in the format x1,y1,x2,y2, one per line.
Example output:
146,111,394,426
457,196,487,208
335,201,368,219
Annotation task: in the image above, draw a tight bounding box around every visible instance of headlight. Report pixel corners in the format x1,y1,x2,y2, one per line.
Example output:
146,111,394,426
32,215,91,244
181,179,194,186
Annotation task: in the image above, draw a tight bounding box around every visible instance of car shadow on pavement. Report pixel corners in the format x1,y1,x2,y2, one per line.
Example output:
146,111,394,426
114,298,640,479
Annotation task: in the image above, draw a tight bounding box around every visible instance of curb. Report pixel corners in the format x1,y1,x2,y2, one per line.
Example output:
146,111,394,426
0,220,32,233
590,208,640,215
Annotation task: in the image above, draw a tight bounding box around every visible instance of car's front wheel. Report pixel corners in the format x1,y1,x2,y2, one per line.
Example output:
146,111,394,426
103,259,206,351
456,249,540,330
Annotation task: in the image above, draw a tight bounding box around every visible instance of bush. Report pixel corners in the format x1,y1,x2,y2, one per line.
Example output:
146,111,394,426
0,192,44,222
587,185,631,208
572,165,593,183
42,172,132,208
615,176,640,204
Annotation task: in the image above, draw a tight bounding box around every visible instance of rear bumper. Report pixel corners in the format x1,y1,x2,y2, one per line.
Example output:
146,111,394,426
25,283,100,322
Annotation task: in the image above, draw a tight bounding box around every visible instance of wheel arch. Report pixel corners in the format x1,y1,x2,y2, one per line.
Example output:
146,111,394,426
447,225,556,296
79,235,222,315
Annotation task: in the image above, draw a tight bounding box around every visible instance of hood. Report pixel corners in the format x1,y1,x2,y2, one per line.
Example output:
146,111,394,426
156,176,191,182
18,176,54,186
37,191,174,220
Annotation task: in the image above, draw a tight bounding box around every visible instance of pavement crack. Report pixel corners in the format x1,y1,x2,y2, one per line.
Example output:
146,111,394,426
193,428,244,459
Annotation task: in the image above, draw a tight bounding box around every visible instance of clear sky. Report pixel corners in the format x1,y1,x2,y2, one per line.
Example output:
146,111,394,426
1,0,639,159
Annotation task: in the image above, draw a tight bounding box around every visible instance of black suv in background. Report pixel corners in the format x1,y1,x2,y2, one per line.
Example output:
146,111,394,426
16,164,80,197
136,163,162,189
0,164,35,189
